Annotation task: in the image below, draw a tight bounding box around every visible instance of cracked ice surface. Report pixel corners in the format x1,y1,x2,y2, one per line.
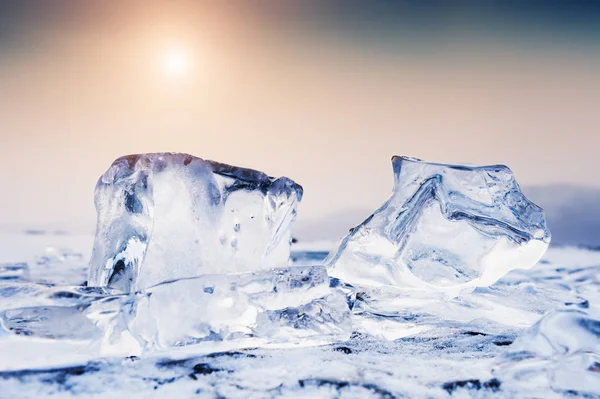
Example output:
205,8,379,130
88,153,303,292
327,156,551,295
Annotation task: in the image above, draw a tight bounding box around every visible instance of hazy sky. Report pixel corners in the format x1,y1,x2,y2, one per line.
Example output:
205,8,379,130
1,1,599,231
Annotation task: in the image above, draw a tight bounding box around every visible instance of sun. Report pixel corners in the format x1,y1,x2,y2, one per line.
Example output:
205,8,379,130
163,49,189,76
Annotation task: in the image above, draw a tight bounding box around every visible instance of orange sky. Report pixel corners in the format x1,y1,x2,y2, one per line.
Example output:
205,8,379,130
1,1,599,231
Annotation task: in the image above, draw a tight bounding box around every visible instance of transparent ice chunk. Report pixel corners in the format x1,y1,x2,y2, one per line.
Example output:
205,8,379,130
110,266,350,351
326,156,550,295
495,307,600,395
0,284,118,340
87,153,303,292
1,306,103,340
1,267,350,354
0,283,115,313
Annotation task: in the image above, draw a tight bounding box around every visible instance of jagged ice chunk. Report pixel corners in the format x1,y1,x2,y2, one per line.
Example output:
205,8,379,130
326,156,550,294
88,153,303,292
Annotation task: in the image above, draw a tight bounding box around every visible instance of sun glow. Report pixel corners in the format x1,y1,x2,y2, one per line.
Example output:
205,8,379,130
163,49,189,76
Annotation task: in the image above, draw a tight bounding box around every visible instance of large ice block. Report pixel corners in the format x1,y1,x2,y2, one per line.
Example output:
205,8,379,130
88,153,303,292
326,156,550,294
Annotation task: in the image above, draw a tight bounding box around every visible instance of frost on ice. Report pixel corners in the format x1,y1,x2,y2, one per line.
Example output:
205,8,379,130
326,156,550,295
87,153,303,292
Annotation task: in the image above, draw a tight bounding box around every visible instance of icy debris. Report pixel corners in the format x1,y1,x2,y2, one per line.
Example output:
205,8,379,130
0,283,116,312
1,306,104,340
1,267,350,353
495,306,600,395
116,266,350,351
0,284,117,340
326,156,550,295
88,153,303,292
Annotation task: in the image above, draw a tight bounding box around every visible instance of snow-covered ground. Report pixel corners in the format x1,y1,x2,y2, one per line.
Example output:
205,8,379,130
1,232,599,398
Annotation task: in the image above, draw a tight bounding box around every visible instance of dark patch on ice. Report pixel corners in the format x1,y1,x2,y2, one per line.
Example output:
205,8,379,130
442,379,482,393
565,300,590,309
483,378,502,391
298,379,397,398
144,375,180,389
155,360,228,378
124,191,143,214
362,383,398,399
463,331,488,336
205,350,257,359
156,358,191,369
493,340,513,346
442,378,501,394
108,259,127,287
579,318,600,337
298,379,346,389
334,346,352,354
0,363,101,387
588,362,600,372
49,291,81,300
192,363,223,375
579,245,600,252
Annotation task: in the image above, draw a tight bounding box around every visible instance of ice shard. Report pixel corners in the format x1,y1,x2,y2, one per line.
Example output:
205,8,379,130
495,307,600,395
87,153,303,292
326,156,550,294
113,266,351,351
1,267,351,354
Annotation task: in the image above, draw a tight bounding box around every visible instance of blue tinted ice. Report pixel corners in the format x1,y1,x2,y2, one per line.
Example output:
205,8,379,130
87,153,303,292
326,156,550,295
495,307,600,395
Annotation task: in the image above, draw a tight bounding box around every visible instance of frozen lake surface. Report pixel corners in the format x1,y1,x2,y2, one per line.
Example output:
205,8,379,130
1,231,599,398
